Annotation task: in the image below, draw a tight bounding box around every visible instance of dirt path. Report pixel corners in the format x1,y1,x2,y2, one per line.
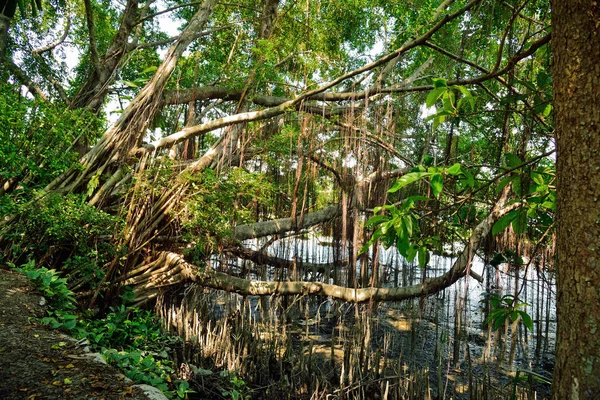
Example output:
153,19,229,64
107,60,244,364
0,269,154,400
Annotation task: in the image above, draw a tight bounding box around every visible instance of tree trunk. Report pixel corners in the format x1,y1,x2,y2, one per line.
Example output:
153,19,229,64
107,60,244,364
552,1,600,398
69,0,140,113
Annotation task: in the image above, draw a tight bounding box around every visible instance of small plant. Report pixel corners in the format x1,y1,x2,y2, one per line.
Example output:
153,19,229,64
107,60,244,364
11,260,79,331
480,293,533,331
12,260,76,310
77,303,179,352
173,380,196,399
103,349,174,393
220,371,251,400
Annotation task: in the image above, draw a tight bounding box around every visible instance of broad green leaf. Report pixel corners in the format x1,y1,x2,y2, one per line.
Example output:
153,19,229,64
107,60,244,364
142,66,158,74
366,215,389,228
505,153,522,168
426,87,446,107
430,173,443,198
401,195,429,210
418,246,429,268
518,311,534,331
405,245,418,263
396,234,410,256
512,208,528,235
493,314,508,331
461,169,475,188
123,81,139,88
492,210,518,236
510,310,520,322
496,175,516,194
388,172,431,193
402,215,413,237
432,78,447,88
446,163,461,176
513,176,522,197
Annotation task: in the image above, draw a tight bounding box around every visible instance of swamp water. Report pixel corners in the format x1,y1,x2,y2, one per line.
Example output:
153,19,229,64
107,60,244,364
157,234,556,399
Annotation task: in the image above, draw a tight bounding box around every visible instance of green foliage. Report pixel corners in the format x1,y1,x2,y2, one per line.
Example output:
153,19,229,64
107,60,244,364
11,260,79,330
0,85,104,196
425,79,475,130
3,193,123,287
180,167,274,262
77,304,178,352
363,163,473,266
492,160,555,238
13,260,76,309
480,293,533,332
220,370,251,400
103,349,174,393
15,263,188,399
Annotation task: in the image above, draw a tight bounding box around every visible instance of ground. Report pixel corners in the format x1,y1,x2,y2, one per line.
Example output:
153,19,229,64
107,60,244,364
0,268,151,400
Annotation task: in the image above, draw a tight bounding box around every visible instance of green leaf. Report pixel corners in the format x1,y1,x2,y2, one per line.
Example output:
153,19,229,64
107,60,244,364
426,87,445,107
493,314,508,331
519,311,534,331
505,153,522,168
430,173,443,198
446,163,461,176
492,210,518,236
388,172,431,193
142,66,158,74
123,81,139,88
454,85,475,111
366,215,389,228
461,169,475,188
405,245,418,263
402,215,413,237
396,233,410,256
417,246,429,268
512,208,528,235
401,195,429,210
496,175,516,194
432,78,447,89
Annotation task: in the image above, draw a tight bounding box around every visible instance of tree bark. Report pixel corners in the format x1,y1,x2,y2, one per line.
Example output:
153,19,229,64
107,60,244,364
552,1,600,398
232,205,341,241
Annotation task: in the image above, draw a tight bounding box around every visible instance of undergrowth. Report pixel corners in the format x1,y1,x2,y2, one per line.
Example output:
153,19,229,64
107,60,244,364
11,260,194,399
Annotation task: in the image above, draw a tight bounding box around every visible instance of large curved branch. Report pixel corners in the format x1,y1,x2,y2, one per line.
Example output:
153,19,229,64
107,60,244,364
226,247,346,275
232,205,341,241
31,14,71,55
130,189,511,303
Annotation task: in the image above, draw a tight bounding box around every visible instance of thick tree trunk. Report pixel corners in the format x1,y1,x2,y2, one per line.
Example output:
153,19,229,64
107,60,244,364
69,0,140,112
552,1,600,399
0,14,10,65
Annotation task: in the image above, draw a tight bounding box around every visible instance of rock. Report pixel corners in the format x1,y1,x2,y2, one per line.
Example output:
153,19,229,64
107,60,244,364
86,352,107,365
133,384,169,400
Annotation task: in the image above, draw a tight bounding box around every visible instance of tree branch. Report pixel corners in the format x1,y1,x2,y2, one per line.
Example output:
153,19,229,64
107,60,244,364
6,60,47,100
83,0,101,70
232,205,341,241
131,189,510,302
31,13,71,55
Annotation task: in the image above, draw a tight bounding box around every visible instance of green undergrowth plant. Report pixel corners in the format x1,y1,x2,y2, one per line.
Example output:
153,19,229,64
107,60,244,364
12,261,191,399
480,293,534,332
220,370,252,400
2,193,124,289
11,260,79,330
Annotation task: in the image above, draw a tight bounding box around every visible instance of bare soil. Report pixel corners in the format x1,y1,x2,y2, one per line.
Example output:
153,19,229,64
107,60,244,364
0,268,148,400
